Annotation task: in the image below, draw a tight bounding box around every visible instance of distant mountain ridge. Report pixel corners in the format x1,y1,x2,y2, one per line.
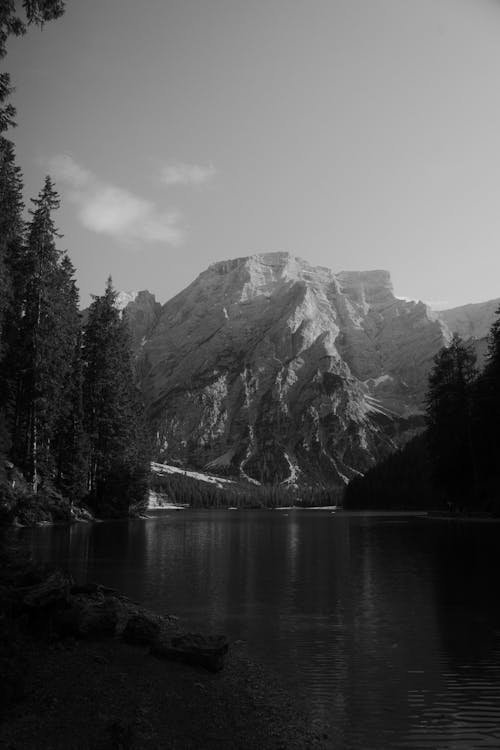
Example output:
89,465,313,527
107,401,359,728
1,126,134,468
438,297,499,340
120,253,497,486
437,298,499,363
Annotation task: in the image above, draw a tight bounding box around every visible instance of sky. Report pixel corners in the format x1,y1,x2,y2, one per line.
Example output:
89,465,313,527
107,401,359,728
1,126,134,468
5,0,500,309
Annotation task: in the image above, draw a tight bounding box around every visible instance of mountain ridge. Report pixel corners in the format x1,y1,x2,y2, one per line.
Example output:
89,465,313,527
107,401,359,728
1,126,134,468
119,253,496,486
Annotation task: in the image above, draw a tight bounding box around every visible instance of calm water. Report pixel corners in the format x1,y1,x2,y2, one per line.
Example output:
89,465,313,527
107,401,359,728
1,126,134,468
11,510,500,749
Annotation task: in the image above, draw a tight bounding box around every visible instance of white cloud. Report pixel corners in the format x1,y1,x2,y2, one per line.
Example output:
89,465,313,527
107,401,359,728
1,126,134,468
47,154,183,246
160,161,216,187
47,154,91,189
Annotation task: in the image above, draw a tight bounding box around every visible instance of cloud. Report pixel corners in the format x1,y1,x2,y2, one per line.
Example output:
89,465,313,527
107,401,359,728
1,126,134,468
47,154,91,189
47,154,183,246
159,161,216,187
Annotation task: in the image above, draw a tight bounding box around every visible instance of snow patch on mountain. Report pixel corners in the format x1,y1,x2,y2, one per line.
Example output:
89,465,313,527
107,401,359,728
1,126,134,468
151,461,236,488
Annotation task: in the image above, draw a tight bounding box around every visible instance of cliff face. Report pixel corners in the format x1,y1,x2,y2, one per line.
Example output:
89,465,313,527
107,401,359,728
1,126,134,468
132,253,455,486
116,290,162,352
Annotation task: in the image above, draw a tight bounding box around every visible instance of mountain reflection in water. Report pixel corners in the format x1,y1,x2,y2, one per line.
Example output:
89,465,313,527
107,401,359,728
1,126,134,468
14,511,500,749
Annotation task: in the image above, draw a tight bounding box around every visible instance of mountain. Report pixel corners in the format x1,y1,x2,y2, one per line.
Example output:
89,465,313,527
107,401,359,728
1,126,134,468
115,290,162,351
436,298,499,363
130,252,466,486
438,298,499,340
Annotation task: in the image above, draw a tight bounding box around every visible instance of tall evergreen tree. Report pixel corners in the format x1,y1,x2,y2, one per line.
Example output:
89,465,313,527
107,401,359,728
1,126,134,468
473,305,500,504
51,256,87,502
1,0,65,366
53,328,88,504
0,138,25,455
0,139,24,354
82,278,150,516
425,334,478,507
10,177,80,490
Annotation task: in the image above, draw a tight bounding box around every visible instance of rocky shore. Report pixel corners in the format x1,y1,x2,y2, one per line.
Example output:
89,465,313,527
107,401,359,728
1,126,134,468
0,549,329,749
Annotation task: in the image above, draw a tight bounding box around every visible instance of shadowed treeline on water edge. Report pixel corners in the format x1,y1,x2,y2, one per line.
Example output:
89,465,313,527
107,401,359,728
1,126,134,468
150,471,339,509
344,319,500,514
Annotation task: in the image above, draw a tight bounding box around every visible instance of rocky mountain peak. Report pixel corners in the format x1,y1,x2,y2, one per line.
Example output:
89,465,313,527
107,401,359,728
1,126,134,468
337,269,394,310
131,255,451,486
118,255,497,487
204,253,397,312
200,252,334,304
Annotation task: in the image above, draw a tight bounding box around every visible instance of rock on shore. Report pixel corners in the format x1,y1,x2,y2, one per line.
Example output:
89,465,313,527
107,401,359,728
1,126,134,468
0,553,328,749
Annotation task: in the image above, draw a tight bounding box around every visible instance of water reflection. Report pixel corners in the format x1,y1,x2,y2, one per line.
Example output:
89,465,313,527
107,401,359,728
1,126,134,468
11,512,500,749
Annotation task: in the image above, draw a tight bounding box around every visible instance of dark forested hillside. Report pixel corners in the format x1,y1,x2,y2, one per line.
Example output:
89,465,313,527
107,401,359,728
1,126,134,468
342,434,441,510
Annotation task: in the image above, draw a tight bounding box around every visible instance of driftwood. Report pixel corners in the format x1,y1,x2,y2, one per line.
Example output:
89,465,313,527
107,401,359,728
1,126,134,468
151,632,229,673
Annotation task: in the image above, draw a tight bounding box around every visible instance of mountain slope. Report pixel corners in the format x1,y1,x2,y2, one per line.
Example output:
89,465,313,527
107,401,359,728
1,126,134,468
135,252,453,486
437,298,498,364
116,290,161,351
438,298,499,340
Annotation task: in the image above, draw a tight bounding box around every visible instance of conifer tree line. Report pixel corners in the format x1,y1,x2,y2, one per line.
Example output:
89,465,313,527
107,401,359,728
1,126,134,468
151,471,339,509
0,2,151,521
0,177,151,520
344,312,500,513
425,320,500,512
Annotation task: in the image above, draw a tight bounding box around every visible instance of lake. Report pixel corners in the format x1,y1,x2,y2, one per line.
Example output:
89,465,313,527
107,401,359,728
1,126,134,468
13,510,500,749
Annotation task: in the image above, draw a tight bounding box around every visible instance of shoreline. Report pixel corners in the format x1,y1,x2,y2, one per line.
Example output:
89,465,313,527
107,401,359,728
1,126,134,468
8,506,500,531
0,553,328,750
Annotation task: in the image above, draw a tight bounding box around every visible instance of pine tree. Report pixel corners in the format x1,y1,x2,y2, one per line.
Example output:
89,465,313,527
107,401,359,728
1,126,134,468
483,304,500,389
10,177,80,490
82,278,150,517
51,258,87,502
425,334,478,508
473,305,500,505
0,139,24,354
52,331,88,504
0,138,25,454
1,0,65,367
0,67,25,380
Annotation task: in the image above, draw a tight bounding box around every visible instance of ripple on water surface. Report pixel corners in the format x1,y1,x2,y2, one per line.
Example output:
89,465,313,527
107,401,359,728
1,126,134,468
11,510,500,749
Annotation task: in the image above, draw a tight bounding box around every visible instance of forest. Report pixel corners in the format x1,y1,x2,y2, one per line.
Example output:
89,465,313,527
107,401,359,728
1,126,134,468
0,2,151,523
0,3,337,521
344,320,500,514
3,4,499,522
150,470,339,509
